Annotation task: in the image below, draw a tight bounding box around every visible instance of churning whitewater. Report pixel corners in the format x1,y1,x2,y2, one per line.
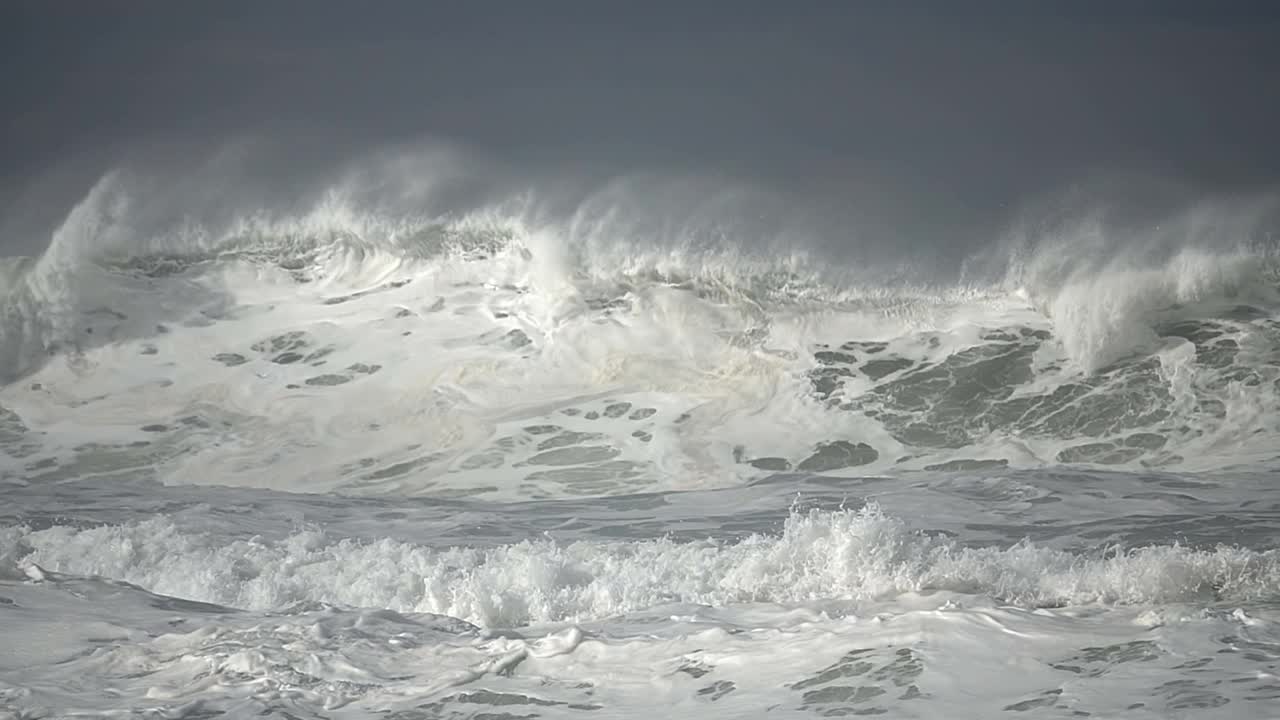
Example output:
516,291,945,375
2,164,1280,718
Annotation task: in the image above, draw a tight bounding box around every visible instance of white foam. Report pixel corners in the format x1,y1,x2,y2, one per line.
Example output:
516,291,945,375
5,506,1276,629
4,507,1280,718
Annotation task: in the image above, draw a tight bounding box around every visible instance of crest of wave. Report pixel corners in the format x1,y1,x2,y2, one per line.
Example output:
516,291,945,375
997,184,1280,372
0,173,140,382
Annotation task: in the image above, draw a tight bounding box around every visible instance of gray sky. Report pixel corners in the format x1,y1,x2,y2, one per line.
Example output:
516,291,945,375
3,1,1279,255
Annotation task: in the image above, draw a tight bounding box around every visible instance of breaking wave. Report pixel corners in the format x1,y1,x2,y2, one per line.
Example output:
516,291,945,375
6,505,1278,627
2,159,1280,500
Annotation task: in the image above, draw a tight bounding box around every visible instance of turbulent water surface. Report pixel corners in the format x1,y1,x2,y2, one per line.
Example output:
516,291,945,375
2,168,1280,718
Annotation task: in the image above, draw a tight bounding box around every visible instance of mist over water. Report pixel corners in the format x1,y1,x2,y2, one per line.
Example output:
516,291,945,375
5,4,1280,718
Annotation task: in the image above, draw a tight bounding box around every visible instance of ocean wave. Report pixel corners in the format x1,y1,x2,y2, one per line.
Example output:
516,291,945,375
7,166,1279,324
6,506,1278,628
2,166,1279,486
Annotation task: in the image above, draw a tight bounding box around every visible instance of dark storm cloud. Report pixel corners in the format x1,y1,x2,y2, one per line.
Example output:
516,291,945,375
3,1,1279,254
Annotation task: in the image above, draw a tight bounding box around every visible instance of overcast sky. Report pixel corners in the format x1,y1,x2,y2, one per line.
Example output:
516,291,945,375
3,1,1279,253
